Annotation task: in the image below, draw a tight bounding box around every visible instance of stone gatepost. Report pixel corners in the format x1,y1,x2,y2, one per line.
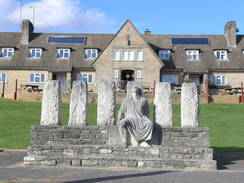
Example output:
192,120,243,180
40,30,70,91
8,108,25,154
97,80,115,125
181,83,199,127
154,82,172,127
68,81,88,126
127,81,142,97
40,80,61,126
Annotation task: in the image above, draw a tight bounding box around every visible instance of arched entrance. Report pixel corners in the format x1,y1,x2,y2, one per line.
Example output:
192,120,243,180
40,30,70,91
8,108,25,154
120,69,134,90
121,69,134,81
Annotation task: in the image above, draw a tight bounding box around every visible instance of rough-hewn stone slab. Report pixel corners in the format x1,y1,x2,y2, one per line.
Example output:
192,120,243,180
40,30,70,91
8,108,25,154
68,81,88,126
40,80,61,126
126,81,142,97
97,80,115,125
181,83,199,127
154,82,172,127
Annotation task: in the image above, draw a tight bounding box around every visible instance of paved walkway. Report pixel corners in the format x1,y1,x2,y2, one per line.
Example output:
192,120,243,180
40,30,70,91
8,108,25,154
0,150,244,183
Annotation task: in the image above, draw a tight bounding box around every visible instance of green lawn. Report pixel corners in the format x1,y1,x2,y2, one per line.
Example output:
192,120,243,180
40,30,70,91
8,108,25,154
0,98,244,152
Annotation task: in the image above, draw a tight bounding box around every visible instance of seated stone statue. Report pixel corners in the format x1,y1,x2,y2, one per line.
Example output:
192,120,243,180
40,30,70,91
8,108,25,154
117,87,153,147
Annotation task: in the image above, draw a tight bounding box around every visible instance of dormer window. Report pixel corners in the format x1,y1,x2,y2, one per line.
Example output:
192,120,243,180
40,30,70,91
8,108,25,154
85,49,98,60
0,48,14,58
214,50,228,61
29,48,42,58
186,50,199,61
159,50,171,60
57,48,70,59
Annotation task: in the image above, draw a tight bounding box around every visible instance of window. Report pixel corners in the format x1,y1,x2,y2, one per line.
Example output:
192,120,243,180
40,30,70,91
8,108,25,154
186,50,199,61
85,49,98,59
214,50,228,61
242,50,244,55
29,48,42,58
136,70,142,79
0,73,7,83
77,73,93,84
114,70,119,79
0,48,14,58
122,50,134,61
159,50,171,60
113,50,120,61
161,74,179,85
122,50,129,61
29,73,45,83
136,50,143,61
210,75,228,85
57,49,70,59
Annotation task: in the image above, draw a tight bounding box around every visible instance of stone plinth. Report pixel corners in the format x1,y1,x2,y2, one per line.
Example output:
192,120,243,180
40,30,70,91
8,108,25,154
24,126,216,170
181,83,199,127
40,80,61,126
68,81,88,126
154,82,172,127
97,80,115,125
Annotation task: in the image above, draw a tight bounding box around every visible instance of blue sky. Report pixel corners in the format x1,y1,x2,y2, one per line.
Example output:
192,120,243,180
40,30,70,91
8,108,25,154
0,0,244,34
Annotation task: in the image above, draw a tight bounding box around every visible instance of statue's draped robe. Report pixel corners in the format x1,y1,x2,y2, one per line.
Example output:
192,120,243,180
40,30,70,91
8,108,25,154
119,96,153,142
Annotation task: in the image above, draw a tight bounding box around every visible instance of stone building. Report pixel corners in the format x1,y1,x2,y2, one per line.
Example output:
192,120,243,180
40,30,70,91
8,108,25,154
0,19,244,98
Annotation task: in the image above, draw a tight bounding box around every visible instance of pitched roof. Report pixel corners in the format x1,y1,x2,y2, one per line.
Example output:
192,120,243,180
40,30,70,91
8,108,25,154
144,34,244,73
0,32,113,71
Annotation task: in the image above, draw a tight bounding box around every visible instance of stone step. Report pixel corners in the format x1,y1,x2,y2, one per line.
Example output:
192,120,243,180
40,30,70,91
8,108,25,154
24,155,217,169
27,145,213,161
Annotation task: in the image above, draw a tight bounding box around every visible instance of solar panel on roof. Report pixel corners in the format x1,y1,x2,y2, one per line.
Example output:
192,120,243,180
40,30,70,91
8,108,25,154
48,36,86,44
171,37,209,45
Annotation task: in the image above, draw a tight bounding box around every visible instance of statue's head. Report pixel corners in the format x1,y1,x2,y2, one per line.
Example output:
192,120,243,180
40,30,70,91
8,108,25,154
131,87,142,98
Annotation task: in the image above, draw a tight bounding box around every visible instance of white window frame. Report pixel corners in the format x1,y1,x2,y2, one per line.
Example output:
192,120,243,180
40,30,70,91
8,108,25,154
135,50,143,61
159,50,171,60
29,73,45,83
0,73,7,83
57,48,70,59
136,70,142,79
214,50,228,61
77,73,93,84
29,48,42,58
114,69,119,79
210,75,228,86
85,49,98,60
186,50,199,61
0,48,14,58
161,74,179,85
112,49,120,61
122,50,129,61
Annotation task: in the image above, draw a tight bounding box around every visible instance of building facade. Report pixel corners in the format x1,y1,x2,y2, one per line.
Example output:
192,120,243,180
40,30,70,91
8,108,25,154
0,19,244,98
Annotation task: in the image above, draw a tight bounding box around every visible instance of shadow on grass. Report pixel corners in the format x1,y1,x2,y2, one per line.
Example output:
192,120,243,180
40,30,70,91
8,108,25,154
213,147,244,170
64,171,172,183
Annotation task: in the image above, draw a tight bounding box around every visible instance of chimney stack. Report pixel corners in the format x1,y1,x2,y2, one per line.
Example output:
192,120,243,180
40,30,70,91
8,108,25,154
144,29,151,36
21,19,34,45
224,21,238,48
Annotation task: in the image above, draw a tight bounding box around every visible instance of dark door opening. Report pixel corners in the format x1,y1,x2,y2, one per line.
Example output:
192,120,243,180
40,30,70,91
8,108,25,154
121,70,134,81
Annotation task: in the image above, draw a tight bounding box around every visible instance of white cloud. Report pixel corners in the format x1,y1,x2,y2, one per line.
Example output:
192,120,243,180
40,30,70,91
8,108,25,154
0,0,114,33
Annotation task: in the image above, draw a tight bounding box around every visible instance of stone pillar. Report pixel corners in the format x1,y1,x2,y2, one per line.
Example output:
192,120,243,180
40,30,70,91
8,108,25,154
154,82,172,127
97,80,115,125
40,80,61,126
68,81,88,127
66,72,72,92
127,81,142,97
181,83,199,127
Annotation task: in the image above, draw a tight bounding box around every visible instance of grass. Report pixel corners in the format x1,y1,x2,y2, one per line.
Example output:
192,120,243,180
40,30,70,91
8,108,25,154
0,99,244,152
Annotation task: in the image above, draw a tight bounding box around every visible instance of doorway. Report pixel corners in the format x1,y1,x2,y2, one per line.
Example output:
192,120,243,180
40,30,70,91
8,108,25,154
53,73,67,93
121,69,134,81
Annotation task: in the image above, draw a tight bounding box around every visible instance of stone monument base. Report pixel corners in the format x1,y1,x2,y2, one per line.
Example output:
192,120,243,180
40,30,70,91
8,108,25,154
24,126,216,170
